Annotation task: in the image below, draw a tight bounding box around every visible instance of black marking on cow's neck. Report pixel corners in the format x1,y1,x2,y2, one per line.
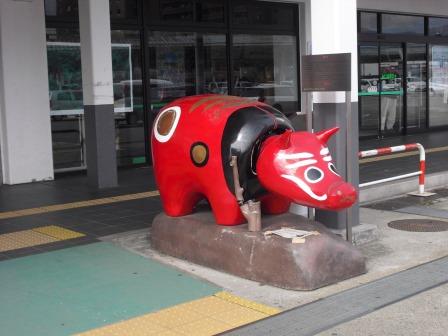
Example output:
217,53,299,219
221,106,293,201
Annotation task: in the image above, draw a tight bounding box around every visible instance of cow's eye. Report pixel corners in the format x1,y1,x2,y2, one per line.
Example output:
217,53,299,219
304,167,324,183
328,162,340,176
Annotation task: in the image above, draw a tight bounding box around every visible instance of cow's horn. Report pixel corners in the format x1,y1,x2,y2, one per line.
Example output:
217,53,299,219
315,127,339,144
278,129,292,149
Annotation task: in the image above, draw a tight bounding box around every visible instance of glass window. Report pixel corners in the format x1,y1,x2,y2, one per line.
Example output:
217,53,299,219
429,17,448,37
45,0,78,18
381,14,424,35
46,27,85,170
148,31,227,114
160,0,194,22
232,1,295,30
197,1,225,23
109,0,138,21
46,27,146,169
429,45,448,127
111,30,145,166
406,44,427,130
359,12,377,33
232,34,298,116
147,0,225,24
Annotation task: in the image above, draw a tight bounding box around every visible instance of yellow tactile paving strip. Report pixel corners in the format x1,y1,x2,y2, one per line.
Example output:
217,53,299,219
0,191,159,220
77,291,280,336
0,226,85,252
33,225,85,240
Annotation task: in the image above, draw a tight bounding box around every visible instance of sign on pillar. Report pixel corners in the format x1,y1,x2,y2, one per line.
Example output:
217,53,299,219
302,53,356,242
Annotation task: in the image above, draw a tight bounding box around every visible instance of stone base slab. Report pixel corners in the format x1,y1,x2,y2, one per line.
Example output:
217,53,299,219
150,212,366,290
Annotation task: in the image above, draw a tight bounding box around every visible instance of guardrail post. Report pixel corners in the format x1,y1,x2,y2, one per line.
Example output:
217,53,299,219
359,143,435,197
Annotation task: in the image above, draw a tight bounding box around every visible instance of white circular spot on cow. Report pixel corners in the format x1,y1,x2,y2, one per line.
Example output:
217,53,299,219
154,106,181,143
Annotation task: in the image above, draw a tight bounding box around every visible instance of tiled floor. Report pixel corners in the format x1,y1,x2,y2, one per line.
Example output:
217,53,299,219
0,195,163,260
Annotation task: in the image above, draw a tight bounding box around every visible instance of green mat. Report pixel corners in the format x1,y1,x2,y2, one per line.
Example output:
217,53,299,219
0,242,220,335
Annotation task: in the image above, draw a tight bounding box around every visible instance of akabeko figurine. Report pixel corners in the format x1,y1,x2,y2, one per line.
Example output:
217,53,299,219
151,95,356,227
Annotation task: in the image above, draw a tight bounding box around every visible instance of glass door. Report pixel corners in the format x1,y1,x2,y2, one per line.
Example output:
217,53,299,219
359,43,380,137
148,31,227,116
406,43,427,131
379,43,404,136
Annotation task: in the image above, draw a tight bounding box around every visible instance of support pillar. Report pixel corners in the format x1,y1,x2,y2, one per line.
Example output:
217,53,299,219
306,0,360,230
79,0,117,188
0,0,54,184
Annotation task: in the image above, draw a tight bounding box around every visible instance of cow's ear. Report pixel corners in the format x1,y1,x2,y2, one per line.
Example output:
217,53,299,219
278,130,292,149
315,127,339,144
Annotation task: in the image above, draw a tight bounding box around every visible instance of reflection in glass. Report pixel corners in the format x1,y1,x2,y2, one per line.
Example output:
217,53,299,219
148,31,227,113
46,27,84,170
232,34,298,115
380,44,403,134
109,0,138,20
429,45,448,126
382,14,424,35
46,27,146,169
429,18,448,37
359,43,379,137
406,44,427,129
111,30,145,166
197,1,225,23
232,2,294,29
44,0,78,17
359,12,377,33
147,0,225,24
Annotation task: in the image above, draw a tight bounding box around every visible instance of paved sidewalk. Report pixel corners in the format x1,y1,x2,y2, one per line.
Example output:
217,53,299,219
1,164,448,335
317,283,448,336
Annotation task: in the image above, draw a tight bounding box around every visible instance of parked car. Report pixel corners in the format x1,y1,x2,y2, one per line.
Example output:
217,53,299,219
49,90,83,111
360,78,378,92
407,77,426,92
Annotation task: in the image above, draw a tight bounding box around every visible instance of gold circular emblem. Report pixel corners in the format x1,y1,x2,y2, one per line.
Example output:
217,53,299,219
157,109,176,136
190,143,209,167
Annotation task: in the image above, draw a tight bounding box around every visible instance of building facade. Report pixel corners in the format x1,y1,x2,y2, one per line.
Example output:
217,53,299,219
0,0,446,185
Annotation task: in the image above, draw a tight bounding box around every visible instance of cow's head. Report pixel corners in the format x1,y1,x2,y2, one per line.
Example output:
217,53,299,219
256,127,356,210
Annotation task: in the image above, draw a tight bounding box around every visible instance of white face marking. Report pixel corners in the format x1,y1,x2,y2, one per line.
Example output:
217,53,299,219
281,174,328,201
328,162,340,176
320,147,329,155
323,156,332,162
278,152,314,160
285,159,317,169
279,152,316,170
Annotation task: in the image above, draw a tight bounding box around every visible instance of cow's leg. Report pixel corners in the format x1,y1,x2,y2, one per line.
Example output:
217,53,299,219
260,193,290,215
206,191,245,225
160,186,203,217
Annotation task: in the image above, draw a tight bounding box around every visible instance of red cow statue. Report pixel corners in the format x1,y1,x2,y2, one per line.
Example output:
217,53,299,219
151,95,356,226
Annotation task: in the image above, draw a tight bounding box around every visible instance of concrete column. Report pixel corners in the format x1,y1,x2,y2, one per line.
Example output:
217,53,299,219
79,0,117,188
0,0,54,185
305,0,360,230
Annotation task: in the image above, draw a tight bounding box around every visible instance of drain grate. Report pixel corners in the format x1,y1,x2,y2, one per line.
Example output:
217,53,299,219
388,219,448,232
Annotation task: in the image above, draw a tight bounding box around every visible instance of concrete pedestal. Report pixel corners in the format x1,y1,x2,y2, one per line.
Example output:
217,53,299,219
151,212,366,290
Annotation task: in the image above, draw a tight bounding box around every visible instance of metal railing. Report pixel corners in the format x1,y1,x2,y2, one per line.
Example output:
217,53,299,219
359,143,428,196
